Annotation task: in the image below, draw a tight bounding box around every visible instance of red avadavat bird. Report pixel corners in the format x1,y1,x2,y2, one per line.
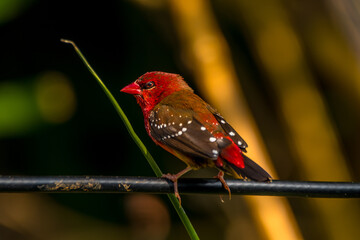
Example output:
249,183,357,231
121,72,271,203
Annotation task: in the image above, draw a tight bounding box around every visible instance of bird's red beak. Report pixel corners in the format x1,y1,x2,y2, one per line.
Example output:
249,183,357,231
120,82,141,95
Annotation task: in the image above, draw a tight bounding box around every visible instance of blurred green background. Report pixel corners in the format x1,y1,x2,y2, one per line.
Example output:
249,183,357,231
1,0,360,239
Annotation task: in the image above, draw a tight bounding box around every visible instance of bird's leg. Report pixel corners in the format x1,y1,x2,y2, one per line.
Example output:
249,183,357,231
162,166,192,205
215,171,231,200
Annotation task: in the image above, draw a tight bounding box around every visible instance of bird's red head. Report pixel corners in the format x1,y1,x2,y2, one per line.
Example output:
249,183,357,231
121,71,193,117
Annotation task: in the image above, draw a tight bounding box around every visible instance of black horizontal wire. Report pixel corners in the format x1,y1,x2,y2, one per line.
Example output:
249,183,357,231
0,176,359,198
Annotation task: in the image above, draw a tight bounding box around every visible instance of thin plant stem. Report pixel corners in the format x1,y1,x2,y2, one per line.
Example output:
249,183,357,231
61,39,199,240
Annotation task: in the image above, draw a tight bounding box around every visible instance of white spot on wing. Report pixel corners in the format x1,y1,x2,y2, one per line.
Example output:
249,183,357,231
229,131,235,136
187,120,192,124
178,131,183,135
200,126,206,131
238,140,242,146
179,123,183,127
221,120,226,124
182,127,187,132
212,149,218,155
209,137,216,142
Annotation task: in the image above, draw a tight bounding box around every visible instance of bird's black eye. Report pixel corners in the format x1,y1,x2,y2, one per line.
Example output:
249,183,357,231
143,81,155,89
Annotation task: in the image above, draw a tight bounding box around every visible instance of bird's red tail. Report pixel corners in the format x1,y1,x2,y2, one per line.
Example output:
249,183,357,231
229,154,272,182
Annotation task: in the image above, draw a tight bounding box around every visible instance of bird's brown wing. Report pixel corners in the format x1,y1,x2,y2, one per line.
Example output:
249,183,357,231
206,105,248,152
149,105,231,160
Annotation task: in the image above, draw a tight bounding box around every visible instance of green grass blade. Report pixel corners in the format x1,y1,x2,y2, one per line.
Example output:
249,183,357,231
61,39,199,240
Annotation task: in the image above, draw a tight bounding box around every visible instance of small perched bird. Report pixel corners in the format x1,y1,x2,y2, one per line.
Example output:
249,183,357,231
121,72,271,203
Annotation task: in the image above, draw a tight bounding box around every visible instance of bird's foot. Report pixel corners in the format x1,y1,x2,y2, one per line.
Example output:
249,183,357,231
161,167,192,206
162,173,178,182
162,173,182,205
214,171,231,200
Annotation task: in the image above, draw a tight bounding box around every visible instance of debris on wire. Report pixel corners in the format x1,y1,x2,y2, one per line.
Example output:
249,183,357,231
0,176,359,198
